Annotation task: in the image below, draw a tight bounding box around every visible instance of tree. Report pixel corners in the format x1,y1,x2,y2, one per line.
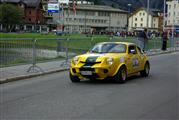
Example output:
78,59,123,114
0,3,24,32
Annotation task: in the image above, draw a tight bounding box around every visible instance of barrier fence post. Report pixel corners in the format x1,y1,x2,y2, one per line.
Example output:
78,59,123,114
60,38,70,67
174,37,177,51
66,38,69,64
90,36,94,47
27,38,44,73
170,36,172,52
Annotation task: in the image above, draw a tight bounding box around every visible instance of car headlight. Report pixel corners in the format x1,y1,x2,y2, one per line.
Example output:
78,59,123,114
106,57,114,65
73,56,79,65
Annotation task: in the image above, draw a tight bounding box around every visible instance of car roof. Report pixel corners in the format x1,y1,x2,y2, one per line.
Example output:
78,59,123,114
98,42,136,46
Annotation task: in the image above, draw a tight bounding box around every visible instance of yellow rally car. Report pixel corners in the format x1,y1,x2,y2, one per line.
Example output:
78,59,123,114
70,42,150,83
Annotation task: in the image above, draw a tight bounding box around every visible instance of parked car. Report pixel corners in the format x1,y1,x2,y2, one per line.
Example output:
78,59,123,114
70,42,150,83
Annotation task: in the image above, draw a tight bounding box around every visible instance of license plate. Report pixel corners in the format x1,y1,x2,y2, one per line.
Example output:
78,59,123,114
80,71,92,75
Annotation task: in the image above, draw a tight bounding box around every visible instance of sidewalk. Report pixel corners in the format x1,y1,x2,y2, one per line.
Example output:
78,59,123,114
0,60,70,84
0,48,178,84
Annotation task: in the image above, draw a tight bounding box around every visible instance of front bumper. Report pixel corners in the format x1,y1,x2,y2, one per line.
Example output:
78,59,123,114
70,66,114,80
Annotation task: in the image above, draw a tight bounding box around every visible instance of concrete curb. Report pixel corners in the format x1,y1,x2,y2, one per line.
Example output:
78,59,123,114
146,50,175,56
0,68,69,84
0,50,178,84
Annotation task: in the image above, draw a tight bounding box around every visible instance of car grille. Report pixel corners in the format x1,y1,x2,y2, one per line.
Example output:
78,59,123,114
79,68,95,71
80,61,101,64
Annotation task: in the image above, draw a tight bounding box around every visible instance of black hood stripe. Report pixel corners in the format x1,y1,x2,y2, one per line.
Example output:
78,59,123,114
83,56,99,67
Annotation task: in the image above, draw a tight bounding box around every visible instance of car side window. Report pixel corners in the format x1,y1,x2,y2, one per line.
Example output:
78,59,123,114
137,46,144,54
128,45,137,54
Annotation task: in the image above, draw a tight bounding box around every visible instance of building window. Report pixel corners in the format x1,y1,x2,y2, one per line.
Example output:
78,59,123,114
29,11,31,15
169,5,171,9
79,18,82,22
135,23,137,27
135,18,137,21
174,4,176,8
154,24,155,28
141,18,143,21
143,13,145,16
139,12,142,16
141,23,143,27
29,18,31,22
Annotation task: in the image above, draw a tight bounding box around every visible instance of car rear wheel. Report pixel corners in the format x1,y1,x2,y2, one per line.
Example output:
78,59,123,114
140,62,150,77
70,72,80,82
114,66,127,83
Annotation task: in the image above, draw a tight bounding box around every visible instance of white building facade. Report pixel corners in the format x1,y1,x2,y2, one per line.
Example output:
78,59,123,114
128,8,162,32
52,5,128,34
166,0,179,27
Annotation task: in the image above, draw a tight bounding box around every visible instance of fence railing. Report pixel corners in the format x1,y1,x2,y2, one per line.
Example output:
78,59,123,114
0,38,33,67
0,36,178,72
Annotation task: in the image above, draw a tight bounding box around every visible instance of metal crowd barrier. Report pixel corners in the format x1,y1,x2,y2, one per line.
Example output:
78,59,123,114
0,38,33,68
1,36,179,73
27,38,68,72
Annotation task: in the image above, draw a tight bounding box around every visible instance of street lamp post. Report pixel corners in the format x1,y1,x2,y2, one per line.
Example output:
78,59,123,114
163,0,166,31
171,0,175,50
147,0,150,30
127,3,132,31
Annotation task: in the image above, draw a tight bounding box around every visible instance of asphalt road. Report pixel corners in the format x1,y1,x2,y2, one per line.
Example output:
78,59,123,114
0,52,178,120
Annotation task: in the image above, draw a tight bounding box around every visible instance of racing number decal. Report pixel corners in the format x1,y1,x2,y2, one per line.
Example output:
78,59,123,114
132,58,139,68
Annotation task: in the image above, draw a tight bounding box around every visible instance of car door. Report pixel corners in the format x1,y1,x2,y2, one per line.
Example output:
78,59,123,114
127,45,140,74
136,46,145,71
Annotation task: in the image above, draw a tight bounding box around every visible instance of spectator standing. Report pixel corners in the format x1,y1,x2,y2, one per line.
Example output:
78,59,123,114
137,28,148,51
161,30,168,51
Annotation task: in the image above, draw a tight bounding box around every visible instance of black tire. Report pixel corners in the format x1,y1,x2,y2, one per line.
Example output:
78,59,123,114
140,62,150,77
69,72,80,82
114,66,127,83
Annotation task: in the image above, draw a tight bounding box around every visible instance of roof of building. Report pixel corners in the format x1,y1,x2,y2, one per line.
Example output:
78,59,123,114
64,4,128,13
0,0,21,3
0,0,40,7
129,7,162,17
23,0,40,7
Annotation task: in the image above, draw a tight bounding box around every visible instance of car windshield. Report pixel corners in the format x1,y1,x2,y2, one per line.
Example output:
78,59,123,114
90,43,126,53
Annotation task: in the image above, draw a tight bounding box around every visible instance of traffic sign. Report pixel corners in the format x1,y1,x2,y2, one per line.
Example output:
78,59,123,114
48,3,59,13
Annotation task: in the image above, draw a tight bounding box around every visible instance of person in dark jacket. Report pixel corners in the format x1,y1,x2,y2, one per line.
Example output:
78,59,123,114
161,30,168,51
137,28,148,51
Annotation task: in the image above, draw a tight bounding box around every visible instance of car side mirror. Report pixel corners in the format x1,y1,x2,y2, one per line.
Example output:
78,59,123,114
129,49,136,54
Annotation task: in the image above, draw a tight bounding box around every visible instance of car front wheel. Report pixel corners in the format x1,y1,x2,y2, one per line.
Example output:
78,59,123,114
140,62,150,77
114,66,127,83
70,72,80,82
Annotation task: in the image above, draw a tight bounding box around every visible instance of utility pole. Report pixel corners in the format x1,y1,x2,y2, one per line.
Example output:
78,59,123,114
127,3,132,31
146,0,150,30
171,0,175,50
163,0,166,31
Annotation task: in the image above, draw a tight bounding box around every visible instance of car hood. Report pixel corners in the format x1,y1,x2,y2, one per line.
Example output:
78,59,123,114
77,53,126,63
